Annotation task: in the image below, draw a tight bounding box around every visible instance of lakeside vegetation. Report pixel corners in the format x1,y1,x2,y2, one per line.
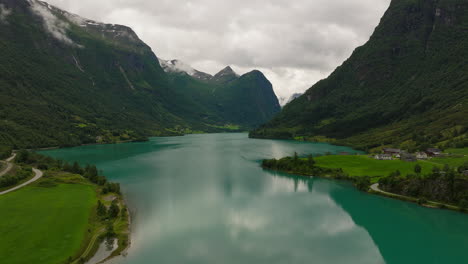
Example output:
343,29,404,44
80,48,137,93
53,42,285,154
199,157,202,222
0,151,129,264
262,148,468,211
378,165,468,209
0,166,33,191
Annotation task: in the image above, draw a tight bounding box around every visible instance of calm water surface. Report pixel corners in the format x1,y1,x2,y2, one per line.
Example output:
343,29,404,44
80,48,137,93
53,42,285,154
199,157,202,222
42,133,468,264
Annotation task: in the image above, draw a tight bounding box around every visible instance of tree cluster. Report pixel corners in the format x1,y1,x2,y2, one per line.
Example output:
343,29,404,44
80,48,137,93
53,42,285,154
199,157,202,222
379,164,468,208
0,167,32,188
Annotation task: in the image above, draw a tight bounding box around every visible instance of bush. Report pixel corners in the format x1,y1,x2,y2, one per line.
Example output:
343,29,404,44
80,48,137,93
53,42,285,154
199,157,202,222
355,176,371,191
417,197,428,205
108,200,120,218
0,146,12,160
459,199,468,209
37,164,48,170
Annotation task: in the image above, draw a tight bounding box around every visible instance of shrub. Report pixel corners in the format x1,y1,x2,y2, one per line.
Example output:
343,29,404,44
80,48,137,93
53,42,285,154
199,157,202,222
355,176,371,191
417,197,428,205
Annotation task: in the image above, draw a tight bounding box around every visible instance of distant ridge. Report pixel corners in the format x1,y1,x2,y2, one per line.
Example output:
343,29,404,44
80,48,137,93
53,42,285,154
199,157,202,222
250,0,468,151
0,0,281,148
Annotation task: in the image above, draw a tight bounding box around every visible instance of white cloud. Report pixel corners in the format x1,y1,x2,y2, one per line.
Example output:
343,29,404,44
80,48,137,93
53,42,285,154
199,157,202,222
29,0,80,47
44,0,391,100
0,4,12,23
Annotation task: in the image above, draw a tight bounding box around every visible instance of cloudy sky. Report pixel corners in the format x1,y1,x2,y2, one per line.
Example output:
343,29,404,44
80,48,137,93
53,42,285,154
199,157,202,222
46,0,391,104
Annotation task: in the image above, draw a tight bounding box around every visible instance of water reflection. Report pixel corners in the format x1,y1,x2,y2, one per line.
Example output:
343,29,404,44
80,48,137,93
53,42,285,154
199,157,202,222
40,134,468,264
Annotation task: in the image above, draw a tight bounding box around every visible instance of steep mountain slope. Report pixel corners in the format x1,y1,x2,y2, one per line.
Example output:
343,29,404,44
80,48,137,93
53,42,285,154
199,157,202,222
285,93,303,106
160,60,281,128
0,0,280,148
251,0,468,151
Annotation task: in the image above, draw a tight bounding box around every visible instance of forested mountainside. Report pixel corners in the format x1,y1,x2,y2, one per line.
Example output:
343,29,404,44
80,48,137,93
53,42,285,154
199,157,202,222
160,61,281,128
250,0,468,151
0,0,280,149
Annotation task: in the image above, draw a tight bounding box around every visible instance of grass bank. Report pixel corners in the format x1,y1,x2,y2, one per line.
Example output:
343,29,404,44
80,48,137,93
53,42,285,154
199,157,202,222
0,176,97,264
314,155,435,182
0,151,130,264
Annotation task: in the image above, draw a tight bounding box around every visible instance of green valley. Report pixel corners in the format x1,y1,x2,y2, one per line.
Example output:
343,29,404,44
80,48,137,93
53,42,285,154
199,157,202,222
0,0,280,150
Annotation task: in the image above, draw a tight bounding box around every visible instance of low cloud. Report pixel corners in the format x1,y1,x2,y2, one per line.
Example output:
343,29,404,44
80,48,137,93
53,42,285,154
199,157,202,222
44,0,391,100
29,0,81,47
0,4,12,23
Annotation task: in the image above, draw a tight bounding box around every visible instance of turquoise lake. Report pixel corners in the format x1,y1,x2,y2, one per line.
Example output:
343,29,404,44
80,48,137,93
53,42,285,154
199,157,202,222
41,133,468,264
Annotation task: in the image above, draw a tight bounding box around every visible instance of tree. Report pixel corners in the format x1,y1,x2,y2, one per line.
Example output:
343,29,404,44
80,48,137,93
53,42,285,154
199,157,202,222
121,206,128,219
63,162,72,172
109,200,120,218
459,199,468,210
16,150,30,163
355,176,371,191
97,200,107,216
307,154,316,167
293,152,298,162
105,223,115,238
443,164,450,172
72,162,82,174
84,165,98,178
414,164,422,174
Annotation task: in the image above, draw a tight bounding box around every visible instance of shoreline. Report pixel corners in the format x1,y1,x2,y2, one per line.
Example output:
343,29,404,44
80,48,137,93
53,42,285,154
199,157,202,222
97,206,132,264
72,193,132,264
28,139,146,152
27,131,248,152
266,168,467,214
98,196,134,264
369,183,465,213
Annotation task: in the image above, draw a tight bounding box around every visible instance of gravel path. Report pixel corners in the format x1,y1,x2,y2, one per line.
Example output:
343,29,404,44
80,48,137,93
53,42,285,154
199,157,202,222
0,153,44,196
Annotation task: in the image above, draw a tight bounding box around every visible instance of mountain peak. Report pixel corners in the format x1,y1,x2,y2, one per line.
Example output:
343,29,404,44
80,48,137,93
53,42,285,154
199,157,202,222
216,66,236,75
212,66,239,83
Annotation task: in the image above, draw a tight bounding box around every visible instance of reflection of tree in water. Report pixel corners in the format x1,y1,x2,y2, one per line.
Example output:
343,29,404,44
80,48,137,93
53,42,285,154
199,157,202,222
271,170,314,193
328,187,468,264
105,237,115,251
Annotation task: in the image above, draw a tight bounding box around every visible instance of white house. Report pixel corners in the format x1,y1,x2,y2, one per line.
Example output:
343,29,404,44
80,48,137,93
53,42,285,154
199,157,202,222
415,152,428,160
374,154,393,160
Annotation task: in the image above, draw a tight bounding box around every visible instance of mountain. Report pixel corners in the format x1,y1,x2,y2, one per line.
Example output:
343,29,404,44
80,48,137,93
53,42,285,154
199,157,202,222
250,0,468,151
160,59,281,128
0,0,280,148
211,66,239,83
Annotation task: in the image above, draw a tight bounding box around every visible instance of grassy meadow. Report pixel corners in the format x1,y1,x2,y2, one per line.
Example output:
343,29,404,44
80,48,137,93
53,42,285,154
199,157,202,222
0,177,97,264
314,155,433,180
312,148,468,182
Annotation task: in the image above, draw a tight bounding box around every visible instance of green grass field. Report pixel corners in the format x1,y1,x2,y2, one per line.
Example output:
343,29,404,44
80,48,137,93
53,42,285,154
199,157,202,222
430,156,468,168
445,148,468,155
0,182,97,264
428,148,468,168
314,155,434,180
